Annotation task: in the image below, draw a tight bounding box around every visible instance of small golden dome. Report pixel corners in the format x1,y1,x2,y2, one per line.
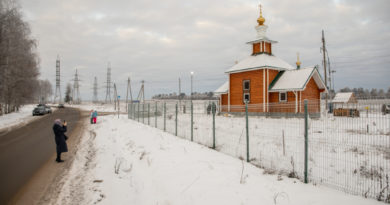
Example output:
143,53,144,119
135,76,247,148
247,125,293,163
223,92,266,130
296,52,302,67
257,4,265,26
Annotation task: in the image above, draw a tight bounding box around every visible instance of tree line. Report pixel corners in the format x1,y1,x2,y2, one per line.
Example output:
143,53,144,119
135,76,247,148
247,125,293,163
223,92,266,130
152,92,217,100
0,0,50,115
335,87,390,99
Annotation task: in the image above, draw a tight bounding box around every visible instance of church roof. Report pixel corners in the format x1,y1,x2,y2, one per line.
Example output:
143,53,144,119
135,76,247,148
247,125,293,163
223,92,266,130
225,54,295,74
269,66,327,92
214,81,228,94
246,37,277,44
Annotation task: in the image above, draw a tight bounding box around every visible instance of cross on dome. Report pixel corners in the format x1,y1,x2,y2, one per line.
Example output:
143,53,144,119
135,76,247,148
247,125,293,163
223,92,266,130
257,4,265,26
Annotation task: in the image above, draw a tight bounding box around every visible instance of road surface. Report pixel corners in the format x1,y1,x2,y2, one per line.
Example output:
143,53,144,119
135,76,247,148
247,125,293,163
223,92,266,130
0,107,81,204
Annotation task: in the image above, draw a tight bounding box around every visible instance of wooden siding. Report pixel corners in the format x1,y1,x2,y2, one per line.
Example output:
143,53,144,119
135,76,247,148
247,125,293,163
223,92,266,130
252,42,272,55
220,69,322,114
253,43,260,54
229,70,264,106
301,78,321,113
221,93,228,112
265,42,272,54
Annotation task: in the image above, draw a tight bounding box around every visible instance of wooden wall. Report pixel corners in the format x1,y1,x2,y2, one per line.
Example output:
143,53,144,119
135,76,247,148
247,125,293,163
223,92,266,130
252,42,272,55
253,43,260,54
229,70,264,105
301,78,321,112
220,69,322,113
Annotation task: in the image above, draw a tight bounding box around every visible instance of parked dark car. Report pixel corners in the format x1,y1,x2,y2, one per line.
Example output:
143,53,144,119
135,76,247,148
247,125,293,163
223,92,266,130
33,106,46,116
58,104,65,108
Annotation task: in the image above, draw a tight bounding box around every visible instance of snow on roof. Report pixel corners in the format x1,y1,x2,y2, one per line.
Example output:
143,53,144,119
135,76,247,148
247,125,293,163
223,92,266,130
332,92,357,103
269,67,326,92
225,54,294,73
246,37,277,44
214,81,228,94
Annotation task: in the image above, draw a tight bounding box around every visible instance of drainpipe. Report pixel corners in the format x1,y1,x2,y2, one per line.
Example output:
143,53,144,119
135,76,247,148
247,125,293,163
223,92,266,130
293,91,298,113
263,69,265,112
299,91,302,113
267,69,269,112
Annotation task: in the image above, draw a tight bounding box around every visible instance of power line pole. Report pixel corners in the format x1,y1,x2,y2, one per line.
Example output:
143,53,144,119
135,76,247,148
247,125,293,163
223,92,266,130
73,69,81,104
327,56,332,99
322,30,328,111
54,55,61,104
105,62,112,103
93,76,98,103
126,77,133,112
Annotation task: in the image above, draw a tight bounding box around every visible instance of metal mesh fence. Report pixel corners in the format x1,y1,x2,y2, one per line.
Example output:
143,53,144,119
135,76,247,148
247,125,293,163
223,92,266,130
128,100,390,203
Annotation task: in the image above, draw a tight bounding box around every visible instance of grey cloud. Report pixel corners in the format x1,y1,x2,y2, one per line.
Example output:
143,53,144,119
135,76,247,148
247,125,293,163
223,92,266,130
19,0,390,100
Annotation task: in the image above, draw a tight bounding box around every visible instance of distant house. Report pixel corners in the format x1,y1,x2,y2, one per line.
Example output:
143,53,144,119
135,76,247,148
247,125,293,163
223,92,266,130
332,92,357,104
332,92,359,117
214,6,327,114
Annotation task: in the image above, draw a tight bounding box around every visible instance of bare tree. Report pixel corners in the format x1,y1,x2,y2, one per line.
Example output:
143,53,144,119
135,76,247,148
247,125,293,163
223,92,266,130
35,79,52,103
0,0,40,114
64,83,72,103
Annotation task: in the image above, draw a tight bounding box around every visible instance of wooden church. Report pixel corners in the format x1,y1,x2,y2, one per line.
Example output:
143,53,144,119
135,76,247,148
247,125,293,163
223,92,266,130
214,6,327,115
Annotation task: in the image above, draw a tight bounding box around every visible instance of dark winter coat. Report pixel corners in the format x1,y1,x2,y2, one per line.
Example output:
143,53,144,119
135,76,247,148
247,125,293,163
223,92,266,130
53,124,68,153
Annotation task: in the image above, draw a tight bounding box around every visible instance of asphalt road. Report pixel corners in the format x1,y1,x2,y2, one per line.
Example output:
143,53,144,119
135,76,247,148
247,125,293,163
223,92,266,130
0,107,81,204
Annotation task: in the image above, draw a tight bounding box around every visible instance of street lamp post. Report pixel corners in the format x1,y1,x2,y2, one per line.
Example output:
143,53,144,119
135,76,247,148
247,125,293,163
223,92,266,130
190,71,194,141
190,71,194,101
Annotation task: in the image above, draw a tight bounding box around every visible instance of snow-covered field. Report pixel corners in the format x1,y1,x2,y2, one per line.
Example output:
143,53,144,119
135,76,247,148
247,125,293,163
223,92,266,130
56,114,382,204
0,104,36,130
68,103,121,112
129,102,390,201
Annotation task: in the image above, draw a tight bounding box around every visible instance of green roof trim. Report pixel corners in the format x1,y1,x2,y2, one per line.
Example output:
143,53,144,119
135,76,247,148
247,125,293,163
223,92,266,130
268,71,284,90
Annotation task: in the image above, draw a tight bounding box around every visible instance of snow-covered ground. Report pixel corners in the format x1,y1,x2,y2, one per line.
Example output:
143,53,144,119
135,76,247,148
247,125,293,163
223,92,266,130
55,114,382,204
0,104,37,130
129,103,390,201
68,103,120,112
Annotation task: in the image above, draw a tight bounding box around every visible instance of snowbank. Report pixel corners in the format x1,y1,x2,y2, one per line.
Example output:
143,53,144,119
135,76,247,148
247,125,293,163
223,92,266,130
56,114,381,205
0,105,36,130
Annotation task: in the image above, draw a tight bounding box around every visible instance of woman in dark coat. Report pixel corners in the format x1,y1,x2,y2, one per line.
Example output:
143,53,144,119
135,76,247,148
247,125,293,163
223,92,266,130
53,119,68,163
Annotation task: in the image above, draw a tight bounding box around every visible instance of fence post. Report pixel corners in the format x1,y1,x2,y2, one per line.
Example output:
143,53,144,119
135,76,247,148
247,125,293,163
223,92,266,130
304,99,309,184
148,103,150,125
175,103,178,136
212,102,216,149
164,102,166,132
191,101,193,141
155,101,157,128
245,101,249,162
131,103,133,119
142,103,145,124
133,103,136,120
137,103,140,122
128,103,131,119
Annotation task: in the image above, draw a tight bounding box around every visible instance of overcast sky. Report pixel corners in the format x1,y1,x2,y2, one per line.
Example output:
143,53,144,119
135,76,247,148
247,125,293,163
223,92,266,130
19,0,390,100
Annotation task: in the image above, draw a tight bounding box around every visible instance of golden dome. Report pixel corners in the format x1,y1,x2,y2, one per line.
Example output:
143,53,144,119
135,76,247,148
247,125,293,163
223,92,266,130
257,4,265,26
296,52,302,67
